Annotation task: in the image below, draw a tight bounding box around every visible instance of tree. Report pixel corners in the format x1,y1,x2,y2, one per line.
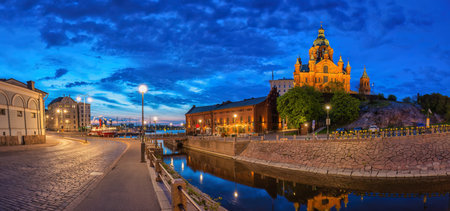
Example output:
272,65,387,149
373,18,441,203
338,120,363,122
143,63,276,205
377,93,385,100
277,86,323,128
402,97,412,103
418,93,450,121
387,94,397,101
330,91,360,125
323,81,345,93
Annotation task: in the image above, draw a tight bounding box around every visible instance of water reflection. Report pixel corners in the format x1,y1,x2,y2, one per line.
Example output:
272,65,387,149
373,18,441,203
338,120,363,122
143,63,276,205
161,141,450,211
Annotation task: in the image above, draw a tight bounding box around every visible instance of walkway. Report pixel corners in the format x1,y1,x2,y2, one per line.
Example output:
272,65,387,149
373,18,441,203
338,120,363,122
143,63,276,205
75,141,160,211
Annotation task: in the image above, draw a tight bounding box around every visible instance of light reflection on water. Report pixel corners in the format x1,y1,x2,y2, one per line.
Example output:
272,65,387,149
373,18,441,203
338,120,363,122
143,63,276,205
160,140,450,211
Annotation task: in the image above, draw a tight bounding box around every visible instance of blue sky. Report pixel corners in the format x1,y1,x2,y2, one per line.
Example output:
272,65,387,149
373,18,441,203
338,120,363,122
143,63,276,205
1,0,449,124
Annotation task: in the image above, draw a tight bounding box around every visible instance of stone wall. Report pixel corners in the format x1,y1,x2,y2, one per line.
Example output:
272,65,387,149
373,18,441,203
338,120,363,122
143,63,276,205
185,137,250,157
0,136,19,146
239,133,450,177
23,135,46,145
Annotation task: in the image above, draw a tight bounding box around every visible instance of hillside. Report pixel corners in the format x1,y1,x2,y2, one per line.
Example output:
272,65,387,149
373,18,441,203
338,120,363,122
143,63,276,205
346,101,443,129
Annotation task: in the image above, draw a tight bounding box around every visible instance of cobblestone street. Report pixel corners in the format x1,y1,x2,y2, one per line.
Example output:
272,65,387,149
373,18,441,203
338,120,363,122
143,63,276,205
0,135,127,211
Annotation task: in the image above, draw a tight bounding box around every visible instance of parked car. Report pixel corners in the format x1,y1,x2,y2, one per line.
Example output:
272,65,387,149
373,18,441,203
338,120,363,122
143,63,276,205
368,125,379,132
336,128,346,133
416,123,425,127
353,127,362,132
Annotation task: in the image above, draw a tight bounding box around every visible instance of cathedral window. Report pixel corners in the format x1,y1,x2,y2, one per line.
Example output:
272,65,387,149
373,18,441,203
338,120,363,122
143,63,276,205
323,66,328,73
323,76,328,83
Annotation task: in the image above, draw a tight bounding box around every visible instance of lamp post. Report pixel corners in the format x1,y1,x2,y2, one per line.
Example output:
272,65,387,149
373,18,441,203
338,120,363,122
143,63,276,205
56,109,68,132
77,95,92,143
325,105,331,140
304,123,308,140
169,123,173,134
199,119,202,135
153,116,158,134
139,84,148,163
233,114,237,137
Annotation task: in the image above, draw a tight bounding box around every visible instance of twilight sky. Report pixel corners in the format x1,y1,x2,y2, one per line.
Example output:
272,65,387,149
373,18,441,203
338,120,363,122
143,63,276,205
1,0,449,124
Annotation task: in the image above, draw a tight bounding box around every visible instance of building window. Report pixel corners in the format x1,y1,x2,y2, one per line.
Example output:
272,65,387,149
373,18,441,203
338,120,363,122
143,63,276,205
248,116,251,123
226,118,229,124
31,113,36,118
240,116,243,123
305,78,307,83
323,66,328,73
17,111,23,117
323,76,328,83
2,132,5,136
0,109,5,115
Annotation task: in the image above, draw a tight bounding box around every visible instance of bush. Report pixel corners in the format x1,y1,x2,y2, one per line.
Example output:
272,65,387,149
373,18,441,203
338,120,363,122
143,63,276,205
387,94,397,101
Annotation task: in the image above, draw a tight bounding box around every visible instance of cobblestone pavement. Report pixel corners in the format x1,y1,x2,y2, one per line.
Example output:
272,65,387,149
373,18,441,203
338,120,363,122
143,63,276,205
0,135,127,211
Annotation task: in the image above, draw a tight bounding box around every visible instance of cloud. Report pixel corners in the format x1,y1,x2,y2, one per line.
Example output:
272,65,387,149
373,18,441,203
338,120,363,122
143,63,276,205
65,81,94,88
39,68,69,80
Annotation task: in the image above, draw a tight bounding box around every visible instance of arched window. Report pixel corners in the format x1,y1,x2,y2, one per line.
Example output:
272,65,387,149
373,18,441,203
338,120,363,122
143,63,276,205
323,66,328,73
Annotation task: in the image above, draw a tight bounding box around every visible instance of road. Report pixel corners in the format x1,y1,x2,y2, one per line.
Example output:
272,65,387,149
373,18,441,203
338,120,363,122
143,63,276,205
0,135,127,211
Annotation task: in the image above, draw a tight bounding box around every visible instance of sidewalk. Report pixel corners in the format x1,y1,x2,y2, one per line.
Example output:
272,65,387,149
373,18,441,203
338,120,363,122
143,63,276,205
0,135,60,152
74,141,160,211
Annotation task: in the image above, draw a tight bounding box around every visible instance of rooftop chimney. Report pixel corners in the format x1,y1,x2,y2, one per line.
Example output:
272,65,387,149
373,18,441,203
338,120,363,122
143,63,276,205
27,81,35,90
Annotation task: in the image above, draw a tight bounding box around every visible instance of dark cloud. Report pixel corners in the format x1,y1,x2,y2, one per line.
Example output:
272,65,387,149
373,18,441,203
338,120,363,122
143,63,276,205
65,81,94,88
39,68,69,80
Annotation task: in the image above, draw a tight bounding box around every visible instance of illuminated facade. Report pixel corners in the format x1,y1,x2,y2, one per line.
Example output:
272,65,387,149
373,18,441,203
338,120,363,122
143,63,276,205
47,96,91,131
185,88,278,135
293,26,356,93
359,66,371,95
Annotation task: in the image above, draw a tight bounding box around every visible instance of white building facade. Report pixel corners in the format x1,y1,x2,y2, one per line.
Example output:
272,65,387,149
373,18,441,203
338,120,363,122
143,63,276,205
0,79,47,144
269,78,294,96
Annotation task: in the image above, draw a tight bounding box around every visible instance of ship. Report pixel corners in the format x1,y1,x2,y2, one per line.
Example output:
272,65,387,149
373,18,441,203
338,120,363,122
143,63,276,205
88,118,118,137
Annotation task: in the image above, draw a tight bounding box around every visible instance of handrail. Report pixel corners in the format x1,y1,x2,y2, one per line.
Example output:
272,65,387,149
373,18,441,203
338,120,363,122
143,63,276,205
180,187,202,211
159,163,175,182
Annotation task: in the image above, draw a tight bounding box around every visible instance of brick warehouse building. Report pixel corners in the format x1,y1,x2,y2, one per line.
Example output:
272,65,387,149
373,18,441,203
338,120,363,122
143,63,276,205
185,88,279,135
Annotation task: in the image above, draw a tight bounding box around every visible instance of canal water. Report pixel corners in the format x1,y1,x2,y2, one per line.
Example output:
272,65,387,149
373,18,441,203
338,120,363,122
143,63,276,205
161,141,450,211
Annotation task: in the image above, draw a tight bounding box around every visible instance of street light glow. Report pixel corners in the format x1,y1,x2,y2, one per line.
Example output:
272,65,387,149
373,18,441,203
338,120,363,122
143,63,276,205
326,105,331,110
138,84,148,94
57,109,60,113
153,116,158,121
87,97,93,103
76,96,81,102
234,191,238,198
233,114,237,118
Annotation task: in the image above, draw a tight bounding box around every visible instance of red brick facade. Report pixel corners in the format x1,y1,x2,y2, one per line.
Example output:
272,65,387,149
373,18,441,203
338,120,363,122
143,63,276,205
185,88,278,135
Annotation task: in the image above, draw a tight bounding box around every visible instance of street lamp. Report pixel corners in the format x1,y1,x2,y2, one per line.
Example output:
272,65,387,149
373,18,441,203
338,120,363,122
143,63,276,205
153,116,158,134
233,114,237,137
304,123,308,139
76,95,92,143
56,109,68,132
139,84,148,163
325,105,331,139
199,119,202,135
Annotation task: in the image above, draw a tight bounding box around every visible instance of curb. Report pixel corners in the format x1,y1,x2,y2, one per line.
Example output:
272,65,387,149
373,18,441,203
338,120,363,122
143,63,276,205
63,140,130,211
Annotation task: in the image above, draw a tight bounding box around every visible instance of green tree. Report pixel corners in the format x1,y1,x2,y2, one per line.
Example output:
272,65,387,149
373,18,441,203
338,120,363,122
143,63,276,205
387,94,397,101
418,93,450,121
277,86,323,128
330,91,360,125
402,97,412,103
377,93,385,100
323,81,345,93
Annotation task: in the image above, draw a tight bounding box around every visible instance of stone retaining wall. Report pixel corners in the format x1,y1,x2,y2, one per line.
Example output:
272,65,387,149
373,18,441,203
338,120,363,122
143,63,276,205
0,136,19,146
185,138,250,157
23,135,46,145
239,133,450,177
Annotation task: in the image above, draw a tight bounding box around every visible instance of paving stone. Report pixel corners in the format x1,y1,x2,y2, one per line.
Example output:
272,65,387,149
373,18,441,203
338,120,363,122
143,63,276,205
0,136,126,211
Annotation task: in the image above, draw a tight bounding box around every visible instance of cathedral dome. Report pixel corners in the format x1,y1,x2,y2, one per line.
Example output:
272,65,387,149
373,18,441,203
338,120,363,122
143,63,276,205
313,25,330,47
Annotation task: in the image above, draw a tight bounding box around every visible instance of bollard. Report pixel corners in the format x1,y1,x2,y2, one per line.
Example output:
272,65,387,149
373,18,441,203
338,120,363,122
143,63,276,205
171,179,187,211
293,135,296,140
276,135,279,141
261,136,264,141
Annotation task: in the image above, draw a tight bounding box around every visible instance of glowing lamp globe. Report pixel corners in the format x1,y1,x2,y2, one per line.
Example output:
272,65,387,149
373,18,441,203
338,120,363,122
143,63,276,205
138,85,148,94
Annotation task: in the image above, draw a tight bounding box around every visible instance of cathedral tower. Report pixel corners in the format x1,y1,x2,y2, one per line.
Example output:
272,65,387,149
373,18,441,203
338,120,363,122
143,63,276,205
359,66,370,95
